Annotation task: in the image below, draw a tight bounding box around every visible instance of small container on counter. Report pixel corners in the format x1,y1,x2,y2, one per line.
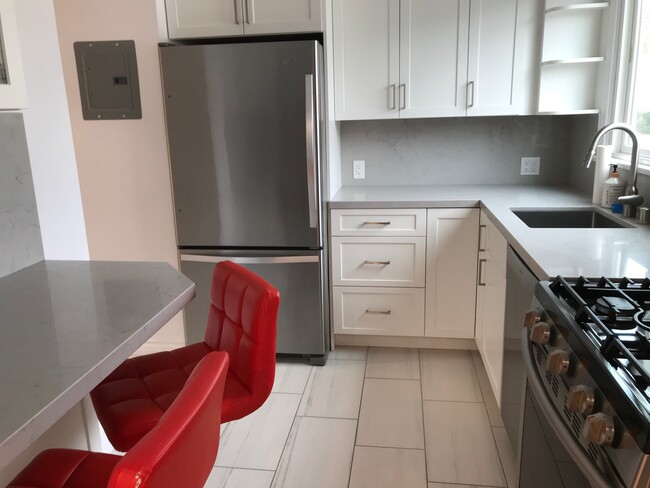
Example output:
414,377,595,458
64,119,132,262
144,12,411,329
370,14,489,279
601,165,625,207
639,207,650,224
611,203,624,214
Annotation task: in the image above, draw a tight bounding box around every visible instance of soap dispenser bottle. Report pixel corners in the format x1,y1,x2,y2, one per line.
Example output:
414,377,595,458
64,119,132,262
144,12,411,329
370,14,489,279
601,164,625,208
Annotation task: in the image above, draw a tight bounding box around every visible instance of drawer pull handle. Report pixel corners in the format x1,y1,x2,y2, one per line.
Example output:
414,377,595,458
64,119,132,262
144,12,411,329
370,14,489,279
478,258,487,286
366,309,391,315
364,260,391,265
362,221,391,225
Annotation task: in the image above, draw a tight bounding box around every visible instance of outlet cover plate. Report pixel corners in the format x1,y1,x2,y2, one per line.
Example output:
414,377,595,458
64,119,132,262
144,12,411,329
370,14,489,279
353,160,365,179
521,157,540,176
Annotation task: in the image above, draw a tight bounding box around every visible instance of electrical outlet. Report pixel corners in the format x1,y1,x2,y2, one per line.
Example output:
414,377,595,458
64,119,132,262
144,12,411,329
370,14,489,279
353,160,365,179
521,157,541,176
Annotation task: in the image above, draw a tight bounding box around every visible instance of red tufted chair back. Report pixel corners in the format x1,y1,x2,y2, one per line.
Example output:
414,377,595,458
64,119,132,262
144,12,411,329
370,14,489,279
109,351,229,488
204,261,280,422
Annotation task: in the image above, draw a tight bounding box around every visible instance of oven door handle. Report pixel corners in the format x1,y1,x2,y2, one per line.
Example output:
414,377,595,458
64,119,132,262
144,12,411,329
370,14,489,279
521,329,622,488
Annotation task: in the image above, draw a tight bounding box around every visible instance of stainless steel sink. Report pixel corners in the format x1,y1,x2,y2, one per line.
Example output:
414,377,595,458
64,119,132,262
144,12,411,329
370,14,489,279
512,208,632,228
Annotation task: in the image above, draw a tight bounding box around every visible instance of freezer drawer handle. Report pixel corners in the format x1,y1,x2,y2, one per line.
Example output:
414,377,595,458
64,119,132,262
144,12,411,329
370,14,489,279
364,260,390,265
366,309,391,315
180,254,319,264
362,221,391,226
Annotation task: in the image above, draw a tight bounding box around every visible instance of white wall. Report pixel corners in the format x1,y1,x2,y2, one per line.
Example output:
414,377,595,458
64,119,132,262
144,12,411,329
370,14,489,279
53,0,184,349
14,0,88,260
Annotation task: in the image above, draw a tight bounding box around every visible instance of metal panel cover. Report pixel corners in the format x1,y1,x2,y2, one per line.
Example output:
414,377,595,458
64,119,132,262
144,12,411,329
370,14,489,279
73,40,141,120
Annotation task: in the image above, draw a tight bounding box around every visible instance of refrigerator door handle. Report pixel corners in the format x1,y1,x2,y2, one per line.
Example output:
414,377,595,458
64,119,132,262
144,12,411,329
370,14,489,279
305,74,318,229
180,254,319,264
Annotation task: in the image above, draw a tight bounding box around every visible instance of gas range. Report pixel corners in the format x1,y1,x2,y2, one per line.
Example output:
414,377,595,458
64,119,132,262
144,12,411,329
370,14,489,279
526,276,650,487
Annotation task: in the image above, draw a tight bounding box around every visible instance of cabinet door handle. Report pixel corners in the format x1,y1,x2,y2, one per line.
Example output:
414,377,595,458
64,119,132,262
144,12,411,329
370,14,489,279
366,309,391,315
479,224,487,251
234,0,241,24
467,81,475,108
244,0,251,23
362,221,391,226
388,84,396,110
478,258,487,286
399,83,406,110
364,260,391,265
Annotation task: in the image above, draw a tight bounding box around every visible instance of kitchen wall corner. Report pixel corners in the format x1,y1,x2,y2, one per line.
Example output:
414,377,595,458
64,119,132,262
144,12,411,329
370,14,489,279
53,0,183,350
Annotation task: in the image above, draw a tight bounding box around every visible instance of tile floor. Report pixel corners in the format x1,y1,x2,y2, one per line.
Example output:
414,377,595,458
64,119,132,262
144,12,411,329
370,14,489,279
204,347,518,488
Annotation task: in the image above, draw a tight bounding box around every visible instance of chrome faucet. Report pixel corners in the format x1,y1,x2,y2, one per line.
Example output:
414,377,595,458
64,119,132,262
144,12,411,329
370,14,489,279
582,123,644,217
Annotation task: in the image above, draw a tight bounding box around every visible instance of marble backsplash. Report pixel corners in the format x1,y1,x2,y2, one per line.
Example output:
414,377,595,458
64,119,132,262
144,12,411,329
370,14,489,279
0,113,44,278
340,115,598,188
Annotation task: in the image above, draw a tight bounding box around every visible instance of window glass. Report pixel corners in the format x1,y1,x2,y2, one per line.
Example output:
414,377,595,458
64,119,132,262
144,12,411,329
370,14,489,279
623,1,650,154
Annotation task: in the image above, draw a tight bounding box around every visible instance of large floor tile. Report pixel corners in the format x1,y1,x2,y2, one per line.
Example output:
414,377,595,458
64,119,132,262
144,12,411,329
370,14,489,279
420,350,482,402
471,351,504,427
349,446,427,488
298,359,365,418
271,417,357,488
205,467,274,488
357,379,424,449
365,347,420,380
423,401,506,487
493,426,518,488
216,393,301,471
328,346,368,361
272,360,312,394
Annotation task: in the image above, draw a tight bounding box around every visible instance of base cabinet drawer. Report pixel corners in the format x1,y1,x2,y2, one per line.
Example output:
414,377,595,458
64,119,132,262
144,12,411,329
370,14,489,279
331,209,426,236
332,287,425,336
331,237,425,287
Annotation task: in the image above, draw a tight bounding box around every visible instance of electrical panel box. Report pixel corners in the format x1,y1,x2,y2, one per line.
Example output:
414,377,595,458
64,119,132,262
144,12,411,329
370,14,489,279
73,40,141,120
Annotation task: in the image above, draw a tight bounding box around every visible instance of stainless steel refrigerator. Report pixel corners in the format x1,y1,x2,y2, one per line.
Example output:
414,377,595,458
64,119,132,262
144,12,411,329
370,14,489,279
160,40,329,365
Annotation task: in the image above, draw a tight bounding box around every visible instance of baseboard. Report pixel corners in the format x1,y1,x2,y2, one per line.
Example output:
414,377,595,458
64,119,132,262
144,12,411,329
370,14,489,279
334,334,478,350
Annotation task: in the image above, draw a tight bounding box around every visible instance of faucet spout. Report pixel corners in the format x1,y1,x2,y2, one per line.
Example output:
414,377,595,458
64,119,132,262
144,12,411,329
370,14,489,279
582,123,641,198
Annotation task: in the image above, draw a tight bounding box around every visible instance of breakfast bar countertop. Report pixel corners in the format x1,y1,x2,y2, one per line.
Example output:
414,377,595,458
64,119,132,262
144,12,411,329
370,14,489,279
0,260,195,472
329,184,650,280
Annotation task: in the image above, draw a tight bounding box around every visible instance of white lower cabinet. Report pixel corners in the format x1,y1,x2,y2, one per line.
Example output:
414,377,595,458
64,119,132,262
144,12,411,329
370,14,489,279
425,208,480,338
332,287,425,336
475,212,507,406
331,207,480,340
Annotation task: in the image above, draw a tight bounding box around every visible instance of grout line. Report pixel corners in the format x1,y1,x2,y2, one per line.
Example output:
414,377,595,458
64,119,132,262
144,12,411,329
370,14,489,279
347,348,369,488
354,444,426,452
418,347,430,484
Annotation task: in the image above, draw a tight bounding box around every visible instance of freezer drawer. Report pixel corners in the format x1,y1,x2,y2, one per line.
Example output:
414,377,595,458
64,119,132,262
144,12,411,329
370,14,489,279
180,252,329,361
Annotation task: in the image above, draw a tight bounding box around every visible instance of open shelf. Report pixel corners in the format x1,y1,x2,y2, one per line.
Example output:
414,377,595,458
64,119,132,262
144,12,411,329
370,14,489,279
545,2,609,14
542,56,605,65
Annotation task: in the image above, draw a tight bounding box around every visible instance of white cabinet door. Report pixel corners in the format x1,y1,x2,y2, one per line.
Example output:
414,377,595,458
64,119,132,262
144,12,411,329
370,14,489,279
166,0,244,38
399,0,469,118
333,0,400,120
475,213,507,406
467,0,519,116
244,0,322,34
425,208,479,339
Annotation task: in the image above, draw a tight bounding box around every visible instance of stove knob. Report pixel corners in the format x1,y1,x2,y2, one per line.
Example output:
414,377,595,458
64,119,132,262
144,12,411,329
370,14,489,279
524,309,541,329
546,349,570,375
583,413,615,446
530,322,551,345
566,385,595,416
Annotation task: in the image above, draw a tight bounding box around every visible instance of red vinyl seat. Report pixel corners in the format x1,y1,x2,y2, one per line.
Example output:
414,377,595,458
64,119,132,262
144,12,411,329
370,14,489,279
90,261,280,452
7,351,229,488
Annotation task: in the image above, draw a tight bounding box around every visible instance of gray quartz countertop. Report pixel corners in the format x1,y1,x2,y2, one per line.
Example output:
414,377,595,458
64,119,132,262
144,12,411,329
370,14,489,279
0,260,195,472
330,185,649,280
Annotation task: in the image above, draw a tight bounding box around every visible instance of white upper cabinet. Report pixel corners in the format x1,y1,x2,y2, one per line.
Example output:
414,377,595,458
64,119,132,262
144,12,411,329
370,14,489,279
333,0,537,120
0,0,28,109
166,0,323,39
399,0,469,118
332,0,399,120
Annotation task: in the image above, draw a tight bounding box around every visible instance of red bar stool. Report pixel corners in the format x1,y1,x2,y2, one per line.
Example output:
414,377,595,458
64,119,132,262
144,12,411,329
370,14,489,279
90,261,280,452
7,351,229,488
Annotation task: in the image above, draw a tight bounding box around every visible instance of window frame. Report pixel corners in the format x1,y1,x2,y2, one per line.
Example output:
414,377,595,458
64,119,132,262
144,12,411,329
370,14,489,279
615,0,650,166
